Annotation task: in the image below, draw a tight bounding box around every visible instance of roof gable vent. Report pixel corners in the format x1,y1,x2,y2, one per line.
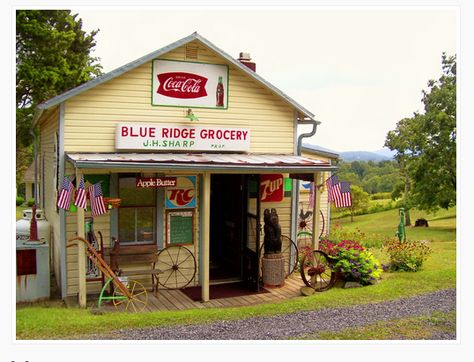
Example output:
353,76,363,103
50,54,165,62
186,45,199,60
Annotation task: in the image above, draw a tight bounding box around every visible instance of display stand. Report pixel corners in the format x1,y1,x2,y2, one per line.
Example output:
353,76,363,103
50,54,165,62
262,253,285,288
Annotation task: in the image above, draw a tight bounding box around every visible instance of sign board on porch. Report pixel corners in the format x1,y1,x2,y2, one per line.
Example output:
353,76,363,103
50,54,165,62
152,59,229,109
136,177,177,188
116,123,250,152
260,174,284,202
166,210,194,246
165,176,197,209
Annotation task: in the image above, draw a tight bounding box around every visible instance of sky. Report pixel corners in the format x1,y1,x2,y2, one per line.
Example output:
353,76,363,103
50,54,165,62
72,7,458,152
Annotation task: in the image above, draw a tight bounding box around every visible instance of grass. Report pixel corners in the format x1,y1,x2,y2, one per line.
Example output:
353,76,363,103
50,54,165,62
332,207,456,243
297,311,456,340
16,207,456,340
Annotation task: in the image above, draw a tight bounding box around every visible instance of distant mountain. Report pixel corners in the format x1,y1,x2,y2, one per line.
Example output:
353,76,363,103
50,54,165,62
340,150,394,162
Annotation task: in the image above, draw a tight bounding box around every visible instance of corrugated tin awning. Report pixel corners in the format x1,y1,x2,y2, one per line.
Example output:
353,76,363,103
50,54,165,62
66,153,337,173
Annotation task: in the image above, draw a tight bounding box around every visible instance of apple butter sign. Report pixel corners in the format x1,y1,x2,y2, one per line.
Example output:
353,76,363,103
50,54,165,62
116,123,250,151
152,59,228,108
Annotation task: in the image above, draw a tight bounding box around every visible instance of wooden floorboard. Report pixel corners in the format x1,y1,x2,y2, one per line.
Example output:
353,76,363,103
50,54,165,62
97,276,307,313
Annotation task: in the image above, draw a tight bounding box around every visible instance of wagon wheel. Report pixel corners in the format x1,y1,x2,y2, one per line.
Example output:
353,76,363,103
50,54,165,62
298,205,325,238
156,245,196,290
112,279,148,313
259,235,298,278
300,250,335,292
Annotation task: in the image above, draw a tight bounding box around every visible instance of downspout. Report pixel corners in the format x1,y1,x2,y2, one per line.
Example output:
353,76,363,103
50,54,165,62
29,128,38,203
296,118,319,155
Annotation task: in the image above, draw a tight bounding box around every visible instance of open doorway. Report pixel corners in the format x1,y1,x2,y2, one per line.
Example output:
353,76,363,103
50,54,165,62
210,174,246,283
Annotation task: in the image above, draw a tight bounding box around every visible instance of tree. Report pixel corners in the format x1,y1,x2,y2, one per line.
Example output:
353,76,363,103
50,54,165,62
385,53,456,212
348,185,370,222
16,10,102,193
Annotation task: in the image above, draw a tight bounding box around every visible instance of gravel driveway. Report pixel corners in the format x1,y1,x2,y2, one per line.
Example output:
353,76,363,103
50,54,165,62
92,288,456,340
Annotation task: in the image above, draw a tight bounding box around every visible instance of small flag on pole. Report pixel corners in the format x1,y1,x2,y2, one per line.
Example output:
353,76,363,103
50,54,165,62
334,181,352,208
309,182,314,209
57,176,74,210
325,174,339,202
88,182,107,216
74,175,87,210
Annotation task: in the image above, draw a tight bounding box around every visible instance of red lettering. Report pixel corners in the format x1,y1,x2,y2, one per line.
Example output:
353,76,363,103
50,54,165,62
121,127,129,137
162,128,169,138
168,189,194,206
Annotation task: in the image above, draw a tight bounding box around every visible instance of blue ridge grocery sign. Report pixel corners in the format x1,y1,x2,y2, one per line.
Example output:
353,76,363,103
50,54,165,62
115,123,250,151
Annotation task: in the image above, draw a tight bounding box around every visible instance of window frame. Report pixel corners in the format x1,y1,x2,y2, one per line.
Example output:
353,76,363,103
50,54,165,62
117,173,158,245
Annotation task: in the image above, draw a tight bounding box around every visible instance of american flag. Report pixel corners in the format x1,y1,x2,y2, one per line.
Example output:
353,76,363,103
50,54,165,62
74,175,87,210
334,181,352,208
88,182,107,216
57,176,74,210
325,174,339,202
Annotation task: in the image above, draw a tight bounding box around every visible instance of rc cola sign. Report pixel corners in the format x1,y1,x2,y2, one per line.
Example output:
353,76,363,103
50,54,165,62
152,60,228,108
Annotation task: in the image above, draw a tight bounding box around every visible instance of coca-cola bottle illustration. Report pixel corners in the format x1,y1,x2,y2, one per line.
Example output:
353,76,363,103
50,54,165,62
216,76,224,107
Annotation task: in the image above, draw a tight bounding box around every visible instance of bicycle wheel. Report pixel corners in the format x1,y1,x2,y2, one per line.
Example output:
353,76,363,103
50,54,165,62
300,250,335,291
259,235,298,278
156,245,197,290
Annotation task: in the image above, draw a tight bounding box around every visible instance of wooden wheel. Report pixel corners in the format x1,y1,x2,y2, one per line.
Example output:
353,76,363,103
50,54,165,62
259,235,298,278
156,245,196,289
300,250,335,292
112,279,148,312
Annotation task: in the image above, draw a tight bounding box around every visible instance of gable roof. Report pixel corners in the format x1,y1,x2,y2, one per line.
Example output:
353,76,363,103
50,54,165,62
33,32,319,126
302,143,339,159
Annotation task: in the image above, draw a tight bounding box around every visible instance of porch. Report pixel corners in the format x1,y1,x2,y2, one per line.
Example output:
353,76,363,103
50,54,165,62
67,275,305,312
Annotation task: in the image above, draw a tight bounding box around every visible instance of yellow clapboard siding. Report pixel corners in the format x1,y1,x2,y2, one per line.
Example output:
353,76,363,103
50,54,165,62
63,42,295,153
38,107,62,284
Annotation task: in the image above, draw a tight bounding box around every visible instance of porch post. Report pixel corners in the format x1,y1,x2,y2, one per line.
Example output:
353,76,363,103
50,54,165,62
76,168,87,307
201,172,211,302
311,172,322,251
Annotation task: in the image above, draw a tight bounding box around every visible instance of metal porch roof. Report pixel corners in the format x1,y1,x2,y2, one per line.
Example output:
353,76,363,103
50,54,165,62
66,153,337,173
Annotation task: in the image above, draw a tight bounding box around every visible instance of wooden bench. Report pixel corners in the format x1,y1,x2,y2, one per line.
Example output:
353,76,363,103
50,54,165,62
106,239,162,293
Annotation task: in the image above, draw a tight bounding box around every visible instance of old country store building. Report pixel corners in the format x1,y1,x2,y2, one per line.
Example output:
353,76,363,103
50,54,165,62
33,32,336,307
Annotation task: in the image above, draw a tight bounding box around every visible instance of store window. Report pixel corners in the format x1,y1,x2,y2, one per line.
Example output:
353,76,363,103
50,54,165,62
118,175,156,244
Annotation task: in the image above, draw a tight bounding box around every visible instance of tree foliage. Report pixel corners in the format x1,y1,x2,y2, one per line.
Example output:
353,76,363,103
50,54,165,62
16,10,102,192
385,54,456,212
335,160,399,195
348,185,370,222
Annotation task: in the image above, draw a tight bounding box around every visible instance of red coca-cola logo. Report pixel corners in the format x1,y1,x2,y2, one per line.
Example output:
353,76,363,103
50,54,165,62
157,72,208,99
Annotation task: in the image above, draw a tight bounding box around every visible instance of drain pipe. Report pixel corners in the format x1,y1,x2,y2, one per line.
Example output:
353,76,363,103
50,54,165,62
296,117,319,155
29,128,38,204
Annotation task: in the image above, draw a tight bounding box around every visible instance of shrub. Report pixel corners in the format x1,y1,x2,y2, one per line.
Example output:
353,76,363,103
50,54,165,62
371,192,392,200
384,238,432,272
16,196,25,206
328,224,384,249
27,198,35,207
320,239,382,285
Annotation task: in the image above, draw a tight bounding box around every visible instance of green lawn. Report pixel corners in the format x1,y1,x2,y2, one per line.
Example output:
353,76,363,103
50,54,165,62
16,207,456,340
332,207,456,243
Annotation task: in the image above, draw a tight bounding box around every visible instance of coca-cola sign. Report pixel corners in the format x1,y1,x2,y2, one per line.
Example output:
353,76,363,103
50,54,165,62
156,72,208,99
153,59,228,108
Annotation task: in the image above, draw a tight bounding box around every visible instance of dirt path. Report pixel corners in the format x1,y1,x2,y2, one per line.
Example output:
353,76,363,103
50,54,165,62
90,288,456,340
